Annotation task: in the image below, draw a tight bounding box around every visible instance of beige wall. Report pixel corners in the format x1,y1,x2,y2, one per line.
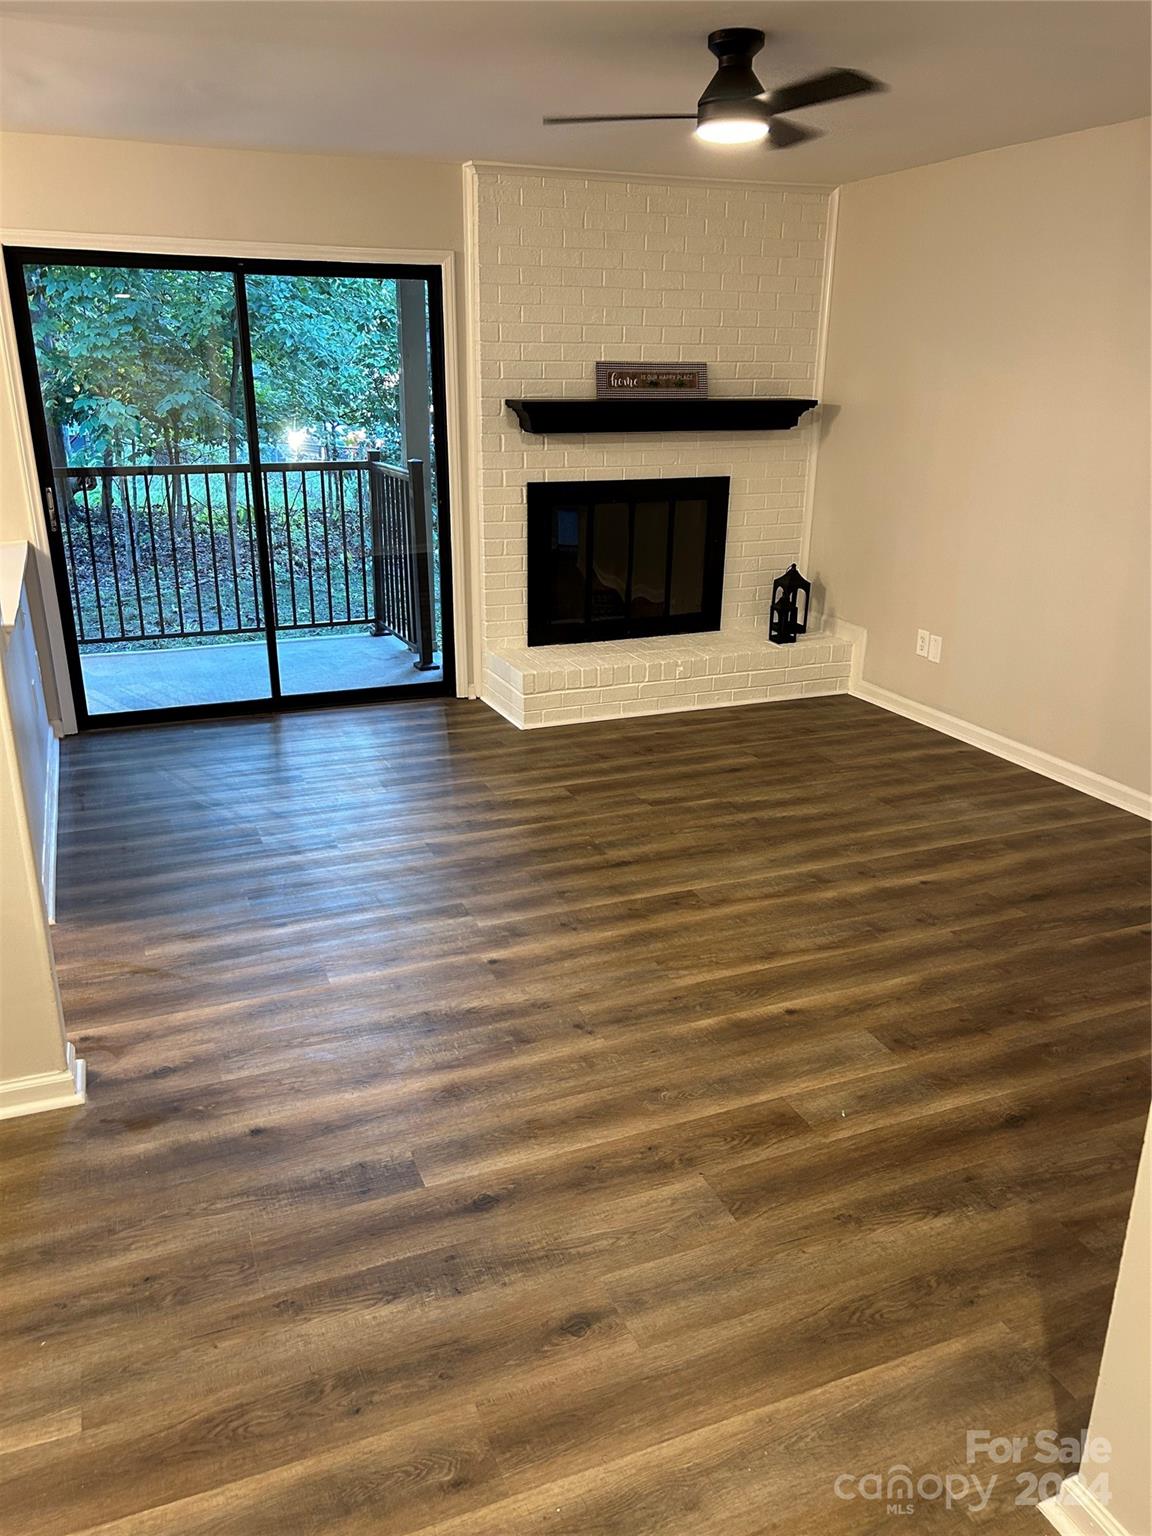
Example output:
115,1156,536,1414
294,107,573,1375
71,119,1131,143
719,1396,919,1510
0,132,464,253
810,118,1151,795
0,130,472,685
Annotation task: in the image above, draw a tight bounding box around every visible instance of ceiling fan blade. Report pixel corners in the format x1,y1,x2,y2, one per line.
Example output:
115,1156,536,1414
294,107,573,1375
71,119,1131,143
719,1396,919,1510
767,118,822,149
767,68,883,116
543,114,697,125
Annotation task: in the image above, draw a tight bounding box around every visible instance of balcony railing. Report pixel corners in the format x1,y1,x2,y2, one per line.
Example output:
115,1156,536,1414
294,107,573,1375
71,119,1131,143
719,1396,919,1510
52,455,437,671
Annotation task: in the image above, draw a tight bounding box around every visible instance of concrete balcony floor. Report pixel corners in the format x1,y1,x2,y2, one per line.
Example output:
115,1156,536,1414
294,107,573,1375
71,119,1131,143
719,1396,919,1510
80,632,442,714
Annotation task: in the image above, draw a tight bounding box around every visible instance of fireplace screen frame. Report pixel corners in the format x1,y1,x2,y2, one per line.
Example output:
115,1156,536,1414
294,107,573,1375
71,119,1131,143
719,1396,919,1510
526,475,730,647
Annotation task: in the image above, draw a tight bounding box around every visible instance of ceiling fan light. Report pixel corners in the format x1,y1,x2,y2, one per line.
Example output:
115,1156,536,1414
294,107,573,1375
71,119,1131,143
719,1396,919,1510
694,95,769,145
694,114,769,145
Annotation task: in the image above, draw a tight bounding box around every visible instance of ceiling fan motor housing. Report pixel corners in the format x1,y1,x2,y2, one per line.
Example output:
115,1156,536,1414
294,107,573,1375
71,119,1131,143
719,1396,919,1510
541,25,880,148
699,27,767,106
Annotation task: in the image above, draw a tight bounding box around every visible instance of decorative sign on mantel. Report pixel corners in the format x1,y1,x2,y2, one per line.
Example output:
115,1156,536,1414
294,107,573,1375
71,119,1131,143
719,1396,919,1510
595,361,708,400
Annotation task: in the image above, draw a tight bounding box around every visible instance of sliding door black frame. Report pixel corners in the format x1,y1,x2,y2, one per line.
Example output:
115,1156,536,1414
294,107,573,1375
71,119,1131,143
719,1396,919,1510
2,245,457,728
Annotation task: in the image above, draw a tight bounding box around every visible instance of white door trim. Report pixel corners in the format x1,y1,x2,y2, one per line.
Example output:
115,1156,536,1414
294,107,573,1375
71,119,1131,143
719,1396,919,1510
799,184,839,575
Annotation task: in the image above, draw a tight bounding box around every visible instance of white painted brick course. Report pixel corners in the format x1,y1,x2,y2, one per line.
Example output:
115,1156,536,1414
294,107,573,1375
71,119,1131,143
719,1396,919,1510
470,166,845,727
485,630,849,728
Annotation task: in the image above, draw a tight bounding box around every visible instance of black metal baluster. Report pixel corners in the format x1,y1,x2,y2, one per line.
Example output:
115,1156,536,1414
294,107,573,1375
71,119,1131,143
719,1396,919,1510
241,473,259,628
204,473,225,631
385,470,396,632
283,471,298,628
392,475,403,637
296,468,314,626
223,469,244,631
367,458,383,634
122,473,147,638
337,468,352,624
163,472,187,636
60,476,85,642
80,480,107,641
101,474,127,642
384,470,396,632
142,475,167,635
252,473,267,629
314,465,331,625
392,477,406,640
321,460,333,623
407,459,436,670
388,478,398,637
186,470,205,635
356,466,369,623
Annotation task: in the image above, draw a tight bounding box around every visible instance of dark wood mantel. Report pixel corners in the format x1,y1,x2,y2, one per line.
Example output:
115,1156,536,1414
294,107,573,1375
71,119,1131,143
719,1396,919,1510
505,397,818,434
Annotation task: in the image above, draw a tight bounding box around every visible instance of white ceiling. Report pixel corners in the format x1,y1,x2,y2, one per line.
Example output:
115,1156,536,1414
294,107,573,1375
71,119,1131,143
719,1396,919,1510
0,1,1148,185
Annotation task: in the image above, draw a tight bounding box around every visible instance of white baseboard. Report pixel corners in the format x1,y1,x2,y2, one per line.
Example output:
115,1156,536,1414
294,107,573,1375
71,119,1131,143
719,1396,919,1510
0,1041,86,1121
1039,1475,1137,1536
42,731,59,924
851,678,1151,821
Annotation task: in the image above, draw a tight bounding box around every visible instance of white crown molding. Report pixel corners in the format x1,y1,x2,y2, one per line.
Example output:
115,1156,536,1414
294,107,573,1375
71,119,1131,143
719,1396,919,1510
463,159,834,194
0,1042,85,1122
850,671,1151,820
0,228,459,268
1040,1475,1138,1536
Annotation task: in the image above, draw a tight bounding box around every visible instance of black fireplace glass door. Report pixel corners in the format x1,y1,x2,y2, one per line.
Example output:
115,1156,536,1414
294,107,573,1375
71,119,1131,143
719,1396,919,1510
590,501,629,626
527,475,728,646
632,501,669,622
550,504,587,625
669,499,708,616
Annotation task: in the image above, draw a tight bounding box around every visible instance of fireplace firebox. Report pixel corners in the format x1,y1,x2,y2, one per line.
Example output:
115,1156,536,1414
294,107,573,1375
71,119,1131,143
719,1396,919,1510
527,476,729,647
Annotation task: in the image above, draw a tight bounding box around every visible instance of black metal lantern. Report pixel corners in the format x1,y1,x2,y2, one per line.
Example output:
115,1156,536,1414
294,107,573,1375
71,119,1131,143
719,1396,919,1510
769,563,811,645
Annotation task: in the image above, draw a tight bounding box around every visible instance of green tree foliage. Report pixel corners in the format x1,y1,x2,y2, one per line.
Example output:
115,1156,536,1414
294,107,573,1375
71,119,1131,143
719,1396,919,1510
25,264,404,468
27,265,239,467
23,263,432,655
246,274,402,462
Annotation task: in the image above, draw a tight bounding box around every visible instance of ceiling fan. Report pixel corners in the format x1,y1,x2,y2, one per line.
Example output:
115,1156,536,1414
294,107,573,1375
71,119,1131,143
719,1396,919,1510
544,28,884,148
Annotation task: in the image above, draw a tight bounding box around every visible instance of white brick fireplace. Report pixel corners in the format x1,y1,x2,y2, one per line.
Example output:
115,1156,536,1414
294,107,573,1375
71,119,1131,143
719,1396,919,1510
465,163,852,727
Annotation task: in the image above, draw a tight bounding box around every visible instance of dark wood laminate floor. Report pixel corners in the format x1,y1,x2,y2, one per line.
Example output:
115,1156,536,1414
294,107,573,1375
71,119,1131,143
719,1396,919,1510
2,695,1149,1536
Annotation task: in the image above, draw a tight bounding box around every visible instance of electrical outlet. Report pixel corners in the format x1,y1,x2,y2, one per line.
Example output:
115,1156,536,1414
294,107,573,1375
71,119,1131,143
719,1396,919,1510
916,629,930,658
928,634,943,663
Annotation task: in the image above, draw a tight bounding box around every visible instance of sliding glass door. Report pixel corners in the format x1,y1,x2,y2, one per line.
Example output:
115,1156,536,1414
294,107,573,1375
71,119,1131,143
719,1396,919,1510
244,271,442,697
12,261,273,715
4,249,453,726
